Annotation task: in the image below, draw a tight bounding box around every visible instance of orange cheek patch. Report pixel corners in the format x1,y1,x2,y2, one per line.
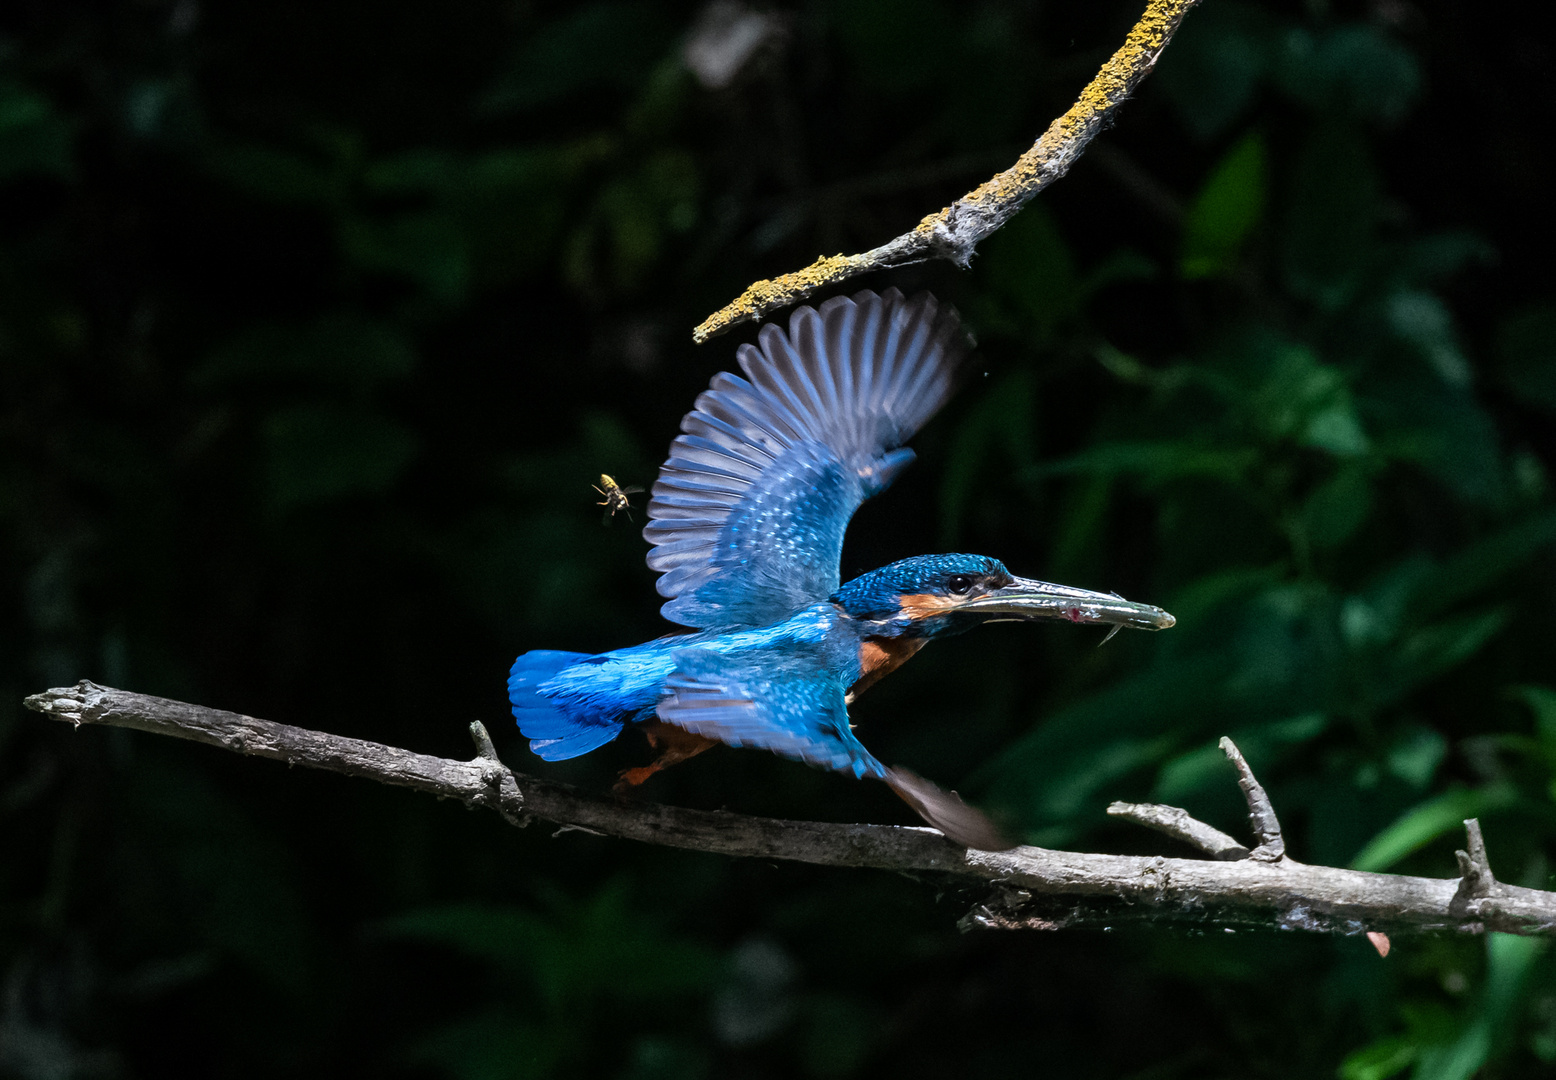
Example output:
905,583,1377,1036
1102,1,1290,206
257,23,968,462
898,592,958,620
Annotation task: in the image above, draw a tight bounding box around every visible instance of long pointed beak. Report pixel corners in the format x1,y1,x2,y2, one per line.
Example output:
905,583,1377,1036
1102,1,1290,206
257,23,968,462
957,577,1175,632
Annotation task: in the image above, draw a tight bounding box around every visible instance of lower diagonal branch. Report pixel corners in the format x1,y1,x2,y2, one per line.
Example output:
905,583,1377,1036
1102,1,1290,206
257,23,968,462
1107,801,1250,860
24,681,1556,938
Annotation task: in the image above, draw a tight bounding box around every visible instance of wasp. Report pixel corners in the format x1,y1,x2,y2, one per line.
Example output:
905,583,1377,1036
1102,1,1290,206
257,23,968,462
593,474,644,525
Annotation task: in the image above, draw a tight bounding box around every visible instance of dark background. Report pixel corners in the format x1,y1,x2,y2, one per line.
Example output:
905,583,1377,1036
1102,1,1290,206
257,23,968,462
4,1,1556,1077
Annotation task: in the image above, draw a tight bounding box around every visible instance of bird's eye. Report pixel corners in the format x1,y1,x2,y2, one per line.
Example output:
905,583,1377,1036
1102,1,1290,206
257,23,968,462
946,574,976,596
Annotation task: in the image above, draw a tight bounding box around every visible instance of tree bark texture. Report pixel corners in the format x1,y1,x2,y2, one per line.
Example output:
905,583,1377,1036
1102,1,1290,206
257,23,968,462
24,682,1556,939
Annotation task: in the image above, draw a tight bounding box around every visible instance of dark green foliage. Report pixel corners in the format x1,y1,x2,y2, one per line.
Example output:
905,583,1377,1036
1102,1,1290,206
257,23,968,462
3,1,1554,1078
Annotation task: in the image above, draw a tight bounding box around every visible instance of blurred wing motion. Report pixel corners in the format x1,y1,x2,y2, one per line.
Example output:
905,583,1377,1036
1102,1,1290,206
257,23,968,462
658,647,1014,851
885,766,1014,852
644,289,969,629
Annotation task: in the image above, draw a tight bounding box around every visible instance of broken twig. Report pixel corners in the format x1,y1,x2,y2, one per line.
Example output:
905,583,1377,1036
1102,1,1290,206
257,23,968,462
1220,736,1285,862
1107,801,1250,860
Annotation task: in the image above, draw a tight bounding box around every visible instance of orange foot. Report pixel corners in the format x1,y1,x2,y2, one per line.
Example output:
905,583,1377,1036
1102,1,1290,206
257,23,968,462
615,764,661,790
612,721,718,793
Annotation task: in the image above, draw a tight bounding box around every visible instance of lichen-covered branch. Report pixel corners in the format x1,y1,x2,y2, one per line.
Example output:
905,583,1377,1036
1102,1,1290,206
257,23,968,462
691,0,1203,343
24,681,1556,938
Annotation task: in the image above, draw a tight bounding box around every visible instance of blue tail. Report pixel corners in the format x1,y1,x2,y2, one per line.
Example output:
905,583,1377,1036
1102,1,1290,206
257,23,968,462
508,650,625,760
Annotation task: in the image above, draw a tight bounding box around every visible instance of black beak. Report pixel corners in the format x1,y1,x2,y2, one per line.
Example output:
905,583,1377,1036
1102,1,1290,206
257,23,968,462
955,576,1175,632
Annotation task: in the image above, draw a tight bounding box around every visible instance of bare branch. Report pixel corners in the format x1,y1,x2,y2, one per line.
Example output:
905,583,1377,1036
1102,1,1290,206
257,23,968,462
1220,736,1285,862
1453,817,1497,905
24,682,1556,938
691,0,1203,343
1107,801,1250,860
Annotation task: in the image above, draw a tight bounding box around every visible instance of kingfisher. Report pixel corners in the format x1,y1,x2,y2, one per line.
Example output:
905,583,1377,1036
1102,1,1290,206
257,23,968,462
509,288,1175,849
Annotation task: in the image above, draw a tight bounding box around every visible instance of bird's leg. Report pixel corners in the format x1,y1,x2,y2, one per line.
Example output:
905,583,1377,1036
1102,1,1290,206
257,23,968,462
614,720,718,791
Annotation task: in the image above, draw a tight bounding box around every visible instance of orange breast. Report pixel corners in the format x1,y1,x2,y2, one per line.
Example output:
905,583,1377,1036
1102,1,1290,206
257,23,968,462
850,637,928,701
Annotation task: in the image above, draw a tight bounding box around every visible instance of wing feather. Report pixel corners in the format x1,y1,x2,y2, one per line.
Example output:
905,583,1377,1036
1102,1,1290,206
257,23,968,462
656,648,1013,849
658,648,886,780
644,288,969,629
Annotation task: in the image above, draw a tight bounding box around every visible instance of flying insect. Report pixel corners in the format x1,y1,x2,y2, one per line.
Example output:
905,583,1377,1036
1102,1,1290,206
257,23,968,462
592,473,643,524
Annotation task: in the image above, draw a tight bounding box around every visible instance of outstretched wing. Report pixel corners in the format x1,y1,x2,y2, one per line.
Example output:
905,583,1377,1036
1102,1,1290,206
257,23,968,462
658,646,1014,850
657,647,887,780
644,288,969,629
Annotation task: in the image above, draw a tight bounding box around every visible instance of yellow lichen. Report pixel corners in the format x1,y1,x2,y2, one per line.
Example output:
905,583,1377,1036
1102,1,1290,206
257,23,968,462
694,0,1201,344
693,254,861,343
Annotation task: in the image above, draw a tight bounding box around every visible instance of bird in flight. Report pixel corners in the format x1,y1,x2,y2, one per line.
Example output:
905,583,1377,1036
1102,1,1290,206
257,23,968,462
509,289,1174,849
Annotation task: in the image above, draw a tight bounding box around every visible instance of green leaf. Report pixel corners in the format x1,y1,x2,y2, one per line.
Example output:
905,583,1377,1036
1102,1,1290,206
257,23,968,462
1511,685,1556,741
1392,231,1495,287
205,142,344,206
834,0,955,93
1281,123,1379,306
1032,440,1259,486
0,82,75,181
1385,726,1447,790
1413,934,1548,1080
1180,130,1267,280
1301,394,1370,456
1275,25,1420,123
1247,344,1369,455
481,2,674,114
939,370,1036,545
1301,466,1372,551
1338,1035,1415,1080
1154,713,1324,804
454,141,614,285
194,315,417,389
379,888,718,1011
1409,509,1556,621
1154,2,1278,140
976,203,1079,338
1385,290,1471,387
361,147,461,194
341,212,472,304
1349,784,1516,872
620,1037,712,1080
1361,366,1503,505
1389,607,1510,691
408,1009,567,1080
983,653,1231,837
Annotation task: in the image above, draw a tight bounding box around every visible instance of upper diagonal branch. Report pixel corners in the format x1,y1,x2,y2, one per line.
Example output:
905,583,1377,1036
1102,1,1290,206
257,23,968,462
691,0,1203,344
23,681,1556,938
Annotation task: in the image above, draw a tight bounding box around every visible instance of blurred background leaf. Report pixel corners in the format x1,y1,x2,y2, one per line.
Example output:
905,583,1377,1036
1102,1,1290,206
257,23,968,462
2,1,1554,1078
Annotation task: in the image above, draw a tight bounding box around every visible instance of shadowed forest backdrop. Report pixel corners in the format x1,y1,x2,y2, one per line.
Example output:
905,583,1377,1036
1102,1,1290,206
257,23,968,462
4,1,1556,1077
